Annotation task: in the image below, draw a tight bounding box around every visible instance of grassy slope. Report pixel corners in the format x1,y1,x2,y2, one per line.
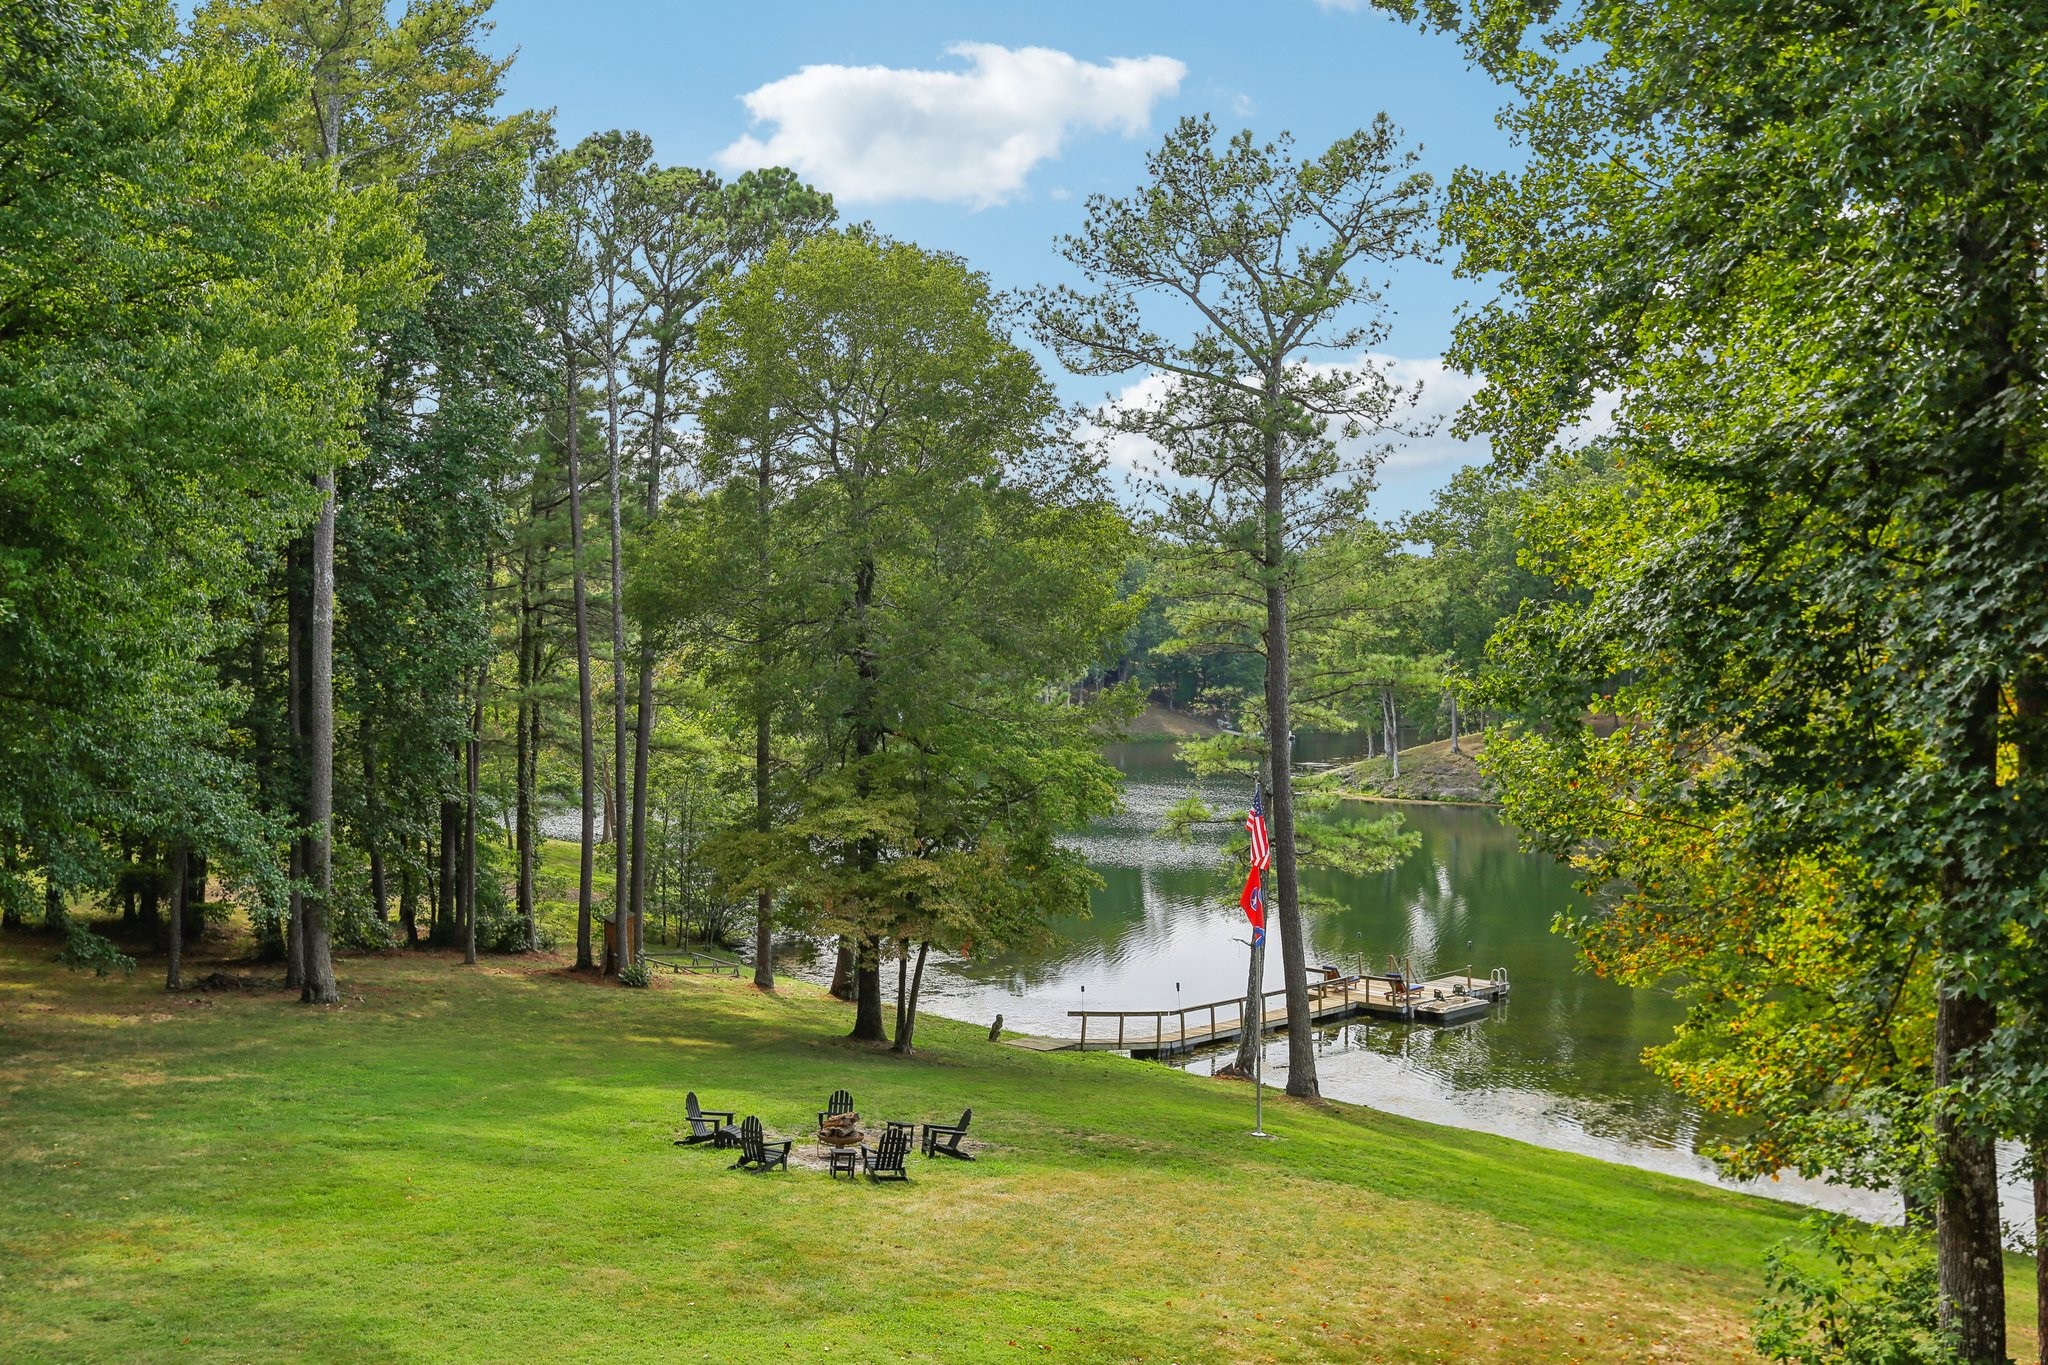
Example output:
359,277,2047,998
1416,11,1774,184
1,934,2036,1364
1329,733,1496,804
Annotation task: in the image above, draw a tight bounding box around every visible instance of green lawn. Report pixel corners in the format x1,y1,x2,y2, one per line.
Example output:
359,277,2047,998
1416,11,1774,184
0,928,2035,1363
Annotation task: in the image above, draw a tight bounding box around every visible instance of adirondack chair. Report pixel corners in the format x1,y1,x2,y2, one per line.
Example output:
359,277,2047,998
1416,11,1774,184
729,1115,791,1173
921,1108,973,1160
861,1125,910,1182
817,1088,854,1129
675,1091,738,1148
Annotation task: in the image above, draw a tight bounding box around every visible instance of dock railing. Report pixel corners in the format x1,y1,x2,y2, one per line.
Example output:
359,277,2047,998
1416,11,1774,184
1067,974,1362,1052
642,948,745,977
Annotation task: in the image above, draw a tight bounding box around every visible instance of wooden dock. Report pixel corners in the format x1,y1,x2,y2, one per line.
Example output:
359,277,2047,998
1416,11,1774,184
1004,968,1510,1058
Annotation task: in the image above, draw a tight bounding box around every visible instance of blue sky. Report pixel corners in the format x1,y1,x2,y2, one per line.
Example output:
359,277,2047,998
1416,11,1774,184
487,0,1519,518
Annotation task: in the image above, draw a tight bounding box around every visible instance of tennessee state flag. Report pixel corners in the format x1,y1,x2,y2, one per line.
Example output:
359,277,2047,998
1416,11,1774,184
1239,863,1266,947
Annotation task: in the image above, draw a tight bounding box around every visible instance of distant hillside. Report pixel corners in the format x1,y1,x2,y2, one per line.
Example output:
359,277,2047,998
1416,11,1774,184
1326,731,1496,804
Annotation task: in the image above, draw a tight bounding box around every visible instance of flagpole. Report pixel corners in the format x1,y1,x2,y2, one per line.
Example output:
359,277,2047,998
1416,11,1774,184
1252,967,1267,1137
1248,769,1272,1140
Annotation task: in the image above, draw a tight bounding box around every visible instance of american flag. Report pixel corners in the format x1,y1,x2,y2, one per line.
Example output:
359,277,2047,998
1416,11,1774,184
1246,782,1271,871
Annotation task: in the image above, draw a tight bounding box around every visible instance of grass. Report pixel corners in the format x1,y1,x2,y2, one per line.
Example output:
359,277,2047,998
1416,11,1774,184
1,929,2037,1364
1328,733,1497,805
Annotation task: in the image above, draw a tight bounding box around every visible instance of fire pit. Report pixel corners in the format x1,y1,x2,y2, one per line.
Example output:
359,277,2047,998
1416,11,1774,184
818,1111,863,1148
818,1112,863,1178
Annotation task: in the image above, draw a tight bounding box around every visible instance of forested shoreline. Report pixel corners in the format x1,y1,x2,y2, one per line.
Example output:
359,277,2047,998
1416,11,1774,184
5,2,1539,1027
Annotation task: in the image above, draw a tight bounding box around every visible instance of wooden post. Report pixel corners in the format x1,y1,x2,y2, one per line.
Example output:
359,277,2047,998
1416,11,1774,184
1079,1016,1087,1050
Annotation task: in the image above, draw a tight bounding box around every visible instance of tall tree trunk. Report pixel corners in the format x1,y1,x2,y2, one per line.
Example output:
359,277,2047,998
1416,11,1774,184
437,793,459,944
852,933,885,1042
847,536,888,1043
526,652,543,952
462,686,481,966
185,850,206,943
829,937,854,1002
286,542,306,989
753,705,775,989
399,857,417,946
603,315,630,977
564,356,596,970
165,843,186,991
300,475,339,1004
1261,422,1317,1099
627,363,665,967
892,939,931,1055
893,938,909,1042
1384,687,1401,781
361,714,386,922
1933,677,2005,1363
515,555,537,952
750,435,778,990
1447,690,1460,756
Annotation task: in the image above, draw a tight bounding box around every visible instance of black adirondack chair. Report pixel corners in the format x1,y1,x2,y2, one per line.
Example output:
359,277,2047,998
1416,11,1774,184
818,1089,854,1129
675,1091,738,1148
921,1108,973,1160
861,1125,910,1182
729,1115,791,1173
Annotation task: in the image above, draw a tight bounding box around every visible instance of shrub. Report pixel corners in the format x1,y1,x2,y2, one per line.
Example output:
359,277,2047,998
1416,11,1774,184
1754,1215,1957,1365
55,924,136,978
617,960,650,989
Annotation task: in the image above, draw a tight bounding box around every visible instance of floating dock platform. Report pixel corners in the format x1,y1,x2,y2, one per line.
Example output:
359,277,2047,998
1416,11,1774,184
1004,969,1509,1058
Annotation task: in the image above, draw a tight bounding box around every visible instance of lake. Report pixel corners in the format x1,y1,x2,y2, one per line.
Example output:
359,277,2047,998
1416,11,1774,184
791,739,1908,1220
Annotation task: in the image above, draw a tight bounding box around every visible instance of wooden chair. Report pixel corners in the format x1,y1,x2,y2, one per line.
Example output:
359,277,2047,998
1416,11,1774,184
921,1108,973,1160
729,1116,791,1173
861,1125,910,1182
675,1091,738,1148
818,1089,854,1129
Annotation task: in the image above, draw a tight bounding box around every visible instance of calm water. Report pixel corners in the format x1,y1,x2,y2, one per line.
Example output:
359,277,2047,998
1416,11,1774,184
817,740,1910,1219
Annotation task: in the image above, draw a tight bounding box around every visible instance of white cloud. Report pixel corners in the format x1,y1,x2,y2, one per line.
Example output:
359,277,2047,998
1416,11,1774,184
716,44,1185,208
1315,0,1366,10
1089,356,1483,471
1365,354,1485,472
1083,372,1180,484
1083,354,1620,515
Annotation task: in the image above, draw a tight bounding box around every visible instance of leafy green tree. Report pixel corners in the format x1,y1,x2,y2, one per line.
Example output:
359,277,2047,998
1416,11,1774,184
0,0,363,950
687,230,1137,1044
1402,463,1556,750
1384,1,2048,1354
339,131,554,963
197,0,511,1001
1031,115,1434,1097
622,164,833,984
527,148,603,969
546,129,655,976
